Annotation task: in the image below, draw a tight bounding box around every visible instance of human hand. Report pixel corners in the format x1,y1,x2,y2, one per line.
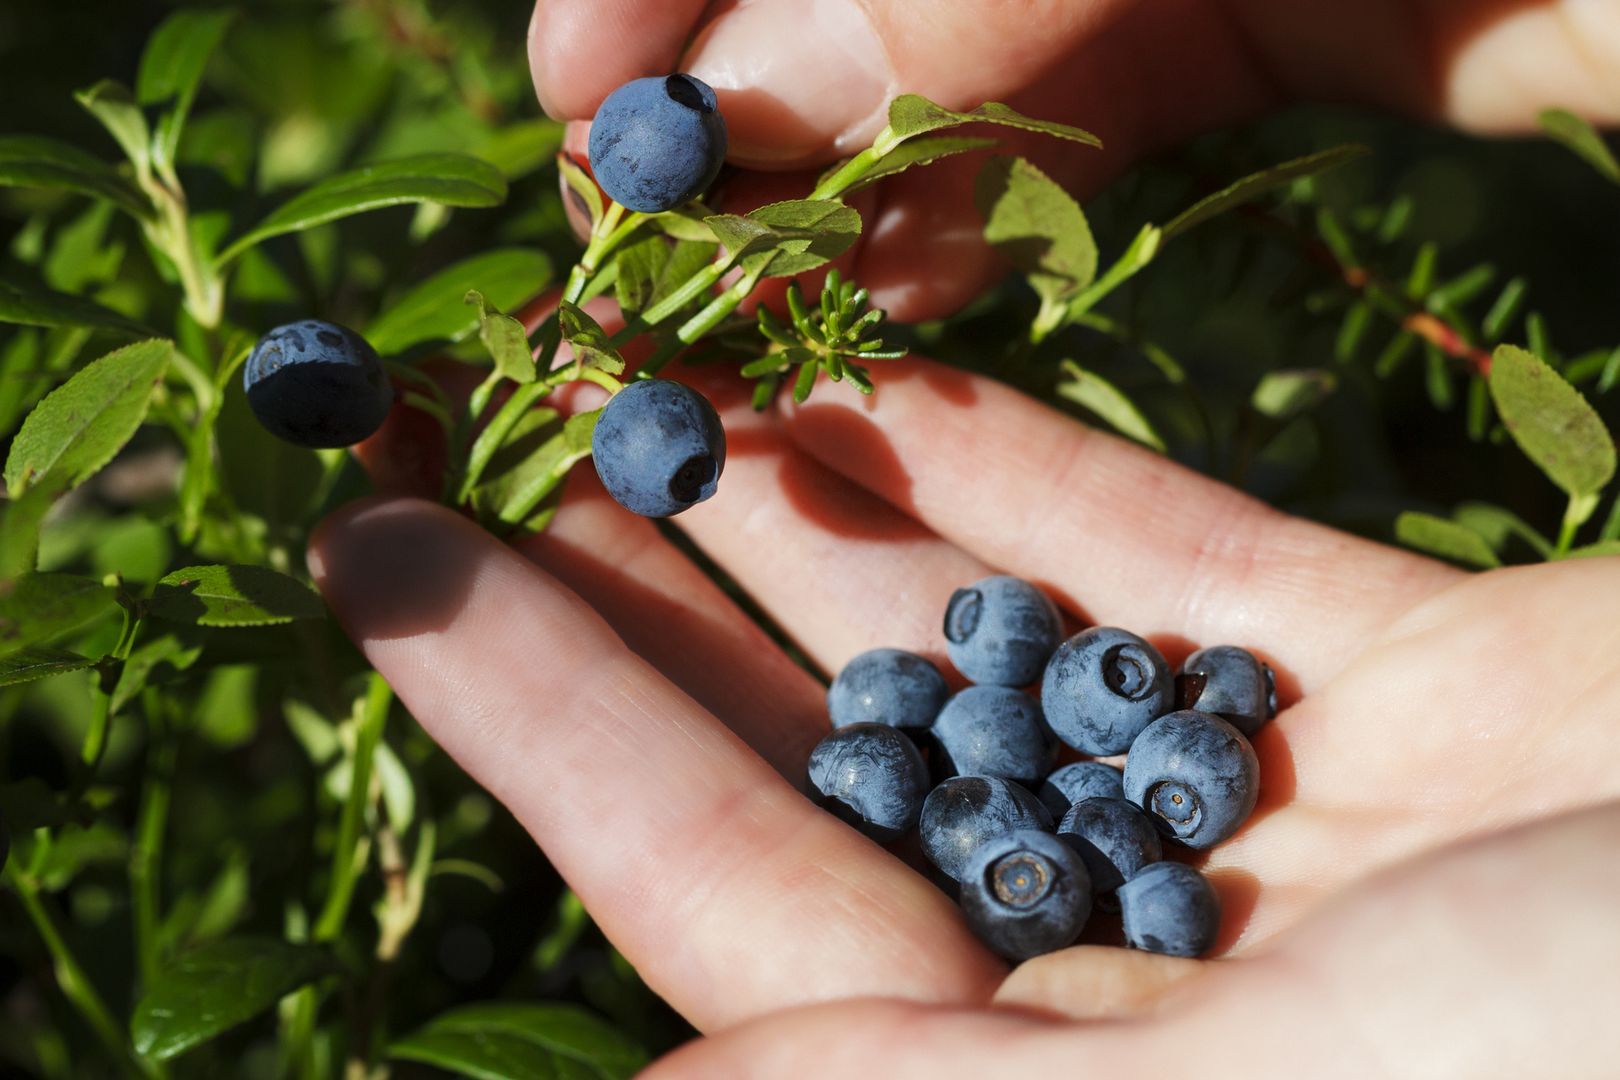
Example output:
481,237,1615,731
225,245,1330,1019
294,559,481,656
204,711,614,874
309,350,1620,1054
529,0,1620,320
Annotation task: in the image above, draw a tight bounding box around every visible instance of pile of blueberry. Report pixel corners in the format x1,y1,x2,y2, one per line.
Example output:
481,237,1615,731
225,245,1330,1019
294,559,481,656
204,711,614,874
808,576,1275,961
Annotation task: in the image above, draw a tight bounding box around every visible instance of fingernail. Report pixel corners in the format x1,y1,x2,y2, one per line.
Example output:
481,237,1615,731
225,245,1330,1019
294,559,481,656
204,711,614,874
683,0,895,166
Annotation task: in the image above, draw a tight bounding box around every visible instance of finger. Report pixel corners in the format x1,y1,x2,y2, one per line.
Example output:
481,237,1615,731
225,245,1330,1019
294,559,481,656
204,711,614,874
992,945,1209,1021
308,498,1003,1027
779,357,1461,690
528,0,710,120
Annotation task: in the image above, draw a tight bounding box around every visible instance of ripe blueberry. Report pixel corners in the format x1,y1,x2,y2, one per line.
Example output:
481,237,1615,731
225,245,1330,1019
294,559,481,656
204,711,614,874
1037,760,1125,820
959,829,1092,961
243,320,392,448
930,686,1054,784
588,74,728,213
1041,627,1173,755
828,648,948,730
942,575,1063,687
806,723,928,842
1122,709,1259,849
1117,861,1220,958
1181,644,1276,735
590,379,726,518
1057,796,1162,898
919,775,1053,882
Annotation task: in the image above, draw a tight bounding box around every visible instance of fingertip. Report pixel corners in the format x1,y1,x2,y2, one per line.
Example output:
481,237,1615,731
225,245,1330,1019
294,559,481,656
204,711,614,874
529,0,713,120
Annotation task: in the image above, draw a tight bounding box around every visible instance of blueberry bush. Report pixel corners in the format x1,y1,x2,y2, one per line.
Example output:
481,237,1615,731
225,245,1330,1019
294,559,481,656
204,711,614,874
1,1,1617,1076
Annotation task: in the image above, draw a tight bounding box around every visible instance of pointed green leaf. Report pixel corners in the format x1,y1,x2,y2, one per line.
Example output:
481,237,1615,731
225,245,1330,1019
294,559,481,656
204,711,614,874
1056,360,1165,452
147,565,325,627
0,485,55,578
705,199,862,278
1539,108,1620,185
834,135,997,195
389,1002,645,1080
131,937,339,1061
1488,345,1616,498
646,208,718,242
217,154,507,266
1451,502,1553,559
557,153,603,230
556,302,626,374
137,9,234,173
615,237,717,318
75,80,151,177
1251,369,1338,422
0,573,118,656
885,95,1100,148
367,249,552,356
1163,145,1370,240
0,135,150,218
474,408,599,528
5,339,170,496
1395,512,1501,569
464,291,537,383
0,279,151,336
975,156,1096,305
1064,224,1163,320
0,646,96,688
1565,540,1620,560
111,631,204,715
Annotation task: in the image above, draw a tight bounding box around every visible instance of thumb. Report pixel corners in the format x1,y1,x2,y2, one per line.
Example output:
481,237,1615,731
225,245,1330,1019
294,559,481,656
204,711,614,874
531,0,1132,167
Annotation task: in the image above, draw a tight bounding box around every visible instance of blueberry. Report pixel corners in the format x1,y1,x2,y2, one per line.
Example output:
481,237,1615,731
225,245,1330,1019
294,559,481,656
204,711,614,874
930,686,1054,784
959,829,1092,961
1181,645,1276,735
942,576,1063,687
828,648,948,730
1117,861,1220,958
1057,797,1161,897
919,775,1053,882
1040,627,1173,755
242,320,393,448
591,379,726,518
1122,710,1259,849
1037,761,1125,820
588,74,728,213
807,723,928,842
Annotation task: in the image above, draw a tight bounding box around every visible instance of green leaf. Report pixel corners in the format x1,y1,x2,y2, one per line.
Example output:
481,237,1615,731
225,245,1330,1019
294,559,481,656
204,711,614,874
147,565,325,627
1056,360,1165,452
975,156,1096,305
1488,345,1616,498
557,153,604,230
111,631,204,715
0,485,55,578
0,279,151,336
4,339,171,496
367,249,552,356
389,1002,645,1080
1251,369,1338,422
1451,502,1553,560
36,822,129,891
1539,108,1620,185
1395,511,1501,569
556,303,626,375
75,80,151,177
465,291,537,383
1163,145,1370,240
835,135,997,195
646,208,720,242
615,237,717,318
131,937,339,1061
137,9,234,174
0,646,95,688
0,573,117,656
474,409,599,528
0,135,150,218
1565,540,1620,560
217,154,508,265
705,199,862,278
885,95,1101,149
1063,224,1163,320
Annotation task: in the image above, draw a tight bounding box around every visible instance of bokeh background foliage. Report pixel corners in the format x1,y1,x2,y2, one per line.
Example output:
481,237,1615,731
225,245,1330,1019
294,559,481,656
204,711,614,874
0,0,1617,1077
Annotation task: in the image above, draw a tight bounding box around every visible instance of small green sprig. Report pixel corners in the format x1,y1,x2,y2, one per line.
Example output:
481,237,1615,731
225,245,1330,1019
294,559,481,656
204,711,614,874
744,271,906,408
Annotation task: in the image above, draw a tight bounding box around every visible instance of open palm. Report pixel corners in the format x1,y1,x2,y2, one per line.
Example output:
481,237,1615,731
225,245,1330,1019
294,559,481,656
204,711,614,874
309,353,1620,1057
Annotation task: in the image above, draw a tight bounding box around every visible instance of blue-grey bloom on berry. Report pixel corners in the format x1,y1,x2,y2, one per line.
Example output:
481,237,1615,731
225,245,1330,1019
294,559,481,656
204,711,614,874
930,685,1054,784
591,378,726,518
942,575,1063,687
1057,796,1162,897
243,320,393,448
1122,709,1259,850
828,648,948,729
1041,626,1173,755
588,74,728,213
919,775,1053,882
1181,644,1277,736
1037,760,1125,820
806,723,928,842
1117,861,1220,957
958,829,1092,961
